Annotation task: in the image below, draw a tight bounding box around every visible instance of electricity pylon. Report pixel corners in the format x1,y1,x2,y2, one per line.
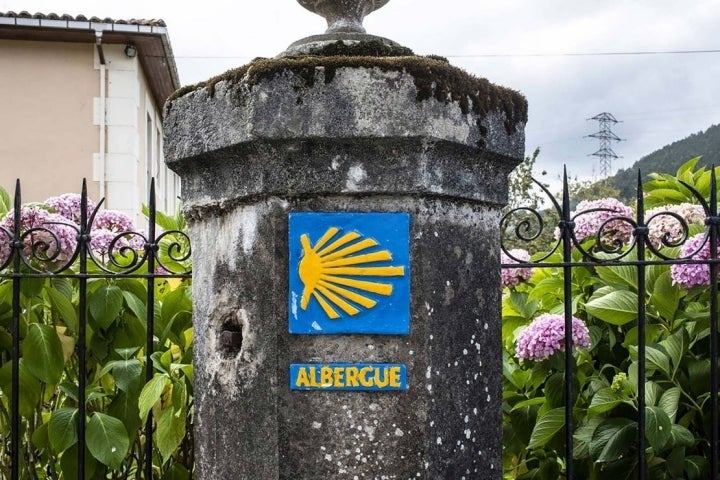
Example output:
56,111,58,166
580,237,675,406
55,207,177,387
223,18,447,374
586,112,623,178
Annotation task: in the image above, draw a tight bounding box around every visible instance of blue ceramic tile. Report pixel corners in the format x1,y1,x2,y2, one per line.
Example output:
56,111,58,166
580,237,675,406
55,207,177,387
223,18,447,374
288,212,410,335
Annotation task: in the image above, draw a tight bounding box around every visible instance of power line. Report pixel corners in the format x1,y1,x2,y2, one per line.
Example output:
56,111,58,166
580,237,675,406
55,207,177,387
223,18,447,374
444,48,720,58
173,48,720,60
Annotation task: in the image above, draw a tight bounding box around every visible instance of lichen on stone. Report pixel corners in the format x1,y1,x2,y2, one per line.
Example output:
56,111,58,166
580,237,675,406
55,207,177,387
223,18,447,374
167,42,528,133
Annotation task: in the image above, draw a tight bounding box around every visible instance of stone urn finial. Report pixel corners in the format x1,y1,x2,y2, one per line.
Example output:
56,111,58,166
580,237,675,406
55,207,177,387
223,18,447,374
297,0,390,34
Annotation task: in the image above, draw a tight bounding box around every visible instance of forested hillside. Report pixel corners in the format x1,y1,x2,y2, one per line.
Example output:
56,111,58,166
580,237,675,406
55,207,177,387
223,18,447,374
611,123,720,199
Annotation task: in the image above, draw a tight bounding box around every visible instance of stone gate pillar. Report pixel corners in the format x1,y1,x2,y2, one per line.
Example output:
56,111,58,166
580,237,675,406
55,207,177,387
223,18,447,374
164,2,526,478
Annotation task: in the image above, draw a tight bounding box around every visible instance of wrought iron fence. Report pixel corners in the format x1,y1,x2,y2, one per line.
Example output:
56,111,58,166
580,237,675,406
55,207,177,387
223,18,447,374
0,179,191,479
501,168,719,479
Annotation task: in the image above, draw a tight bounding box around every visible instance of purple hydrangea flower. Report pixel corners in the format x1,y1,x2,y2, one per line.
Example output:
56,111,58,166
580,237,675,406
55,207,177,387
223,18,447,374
501,248,534,288
90,228,130,255
0,207,77,264
646,203,705,247
515,313,591,362
45,193,96,224
557,198,634,244
0,226,12,265
670,233,719,289
92,210,135,233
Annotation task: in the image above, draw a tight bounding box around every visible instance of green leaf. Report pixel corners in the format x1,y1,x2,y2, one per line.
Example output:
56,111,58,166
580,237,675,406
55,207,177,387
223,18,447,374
677,156,700,178
573,417,603,459
645,345,671,377
588,387,631,416
160,286,192,337
659,328,687,375
650,271,680,321
0,185,11,216
622,324,662,350
510,397,546,411
510,291,538,318
156,400,186,462
0,361,41,417
31,421,49,449
116,346,141,360
48,407,78,454
527,277,564,302
139,374,170,424
646,188,689,203
47,287,78,334
113,314,147,350
22,323,64,384
59,382,79,402
645,406,672,451
590,418,637,463
20,276,46,299
658,386,681,422
179,364,194,385
688,359,711,396
594,258,638,289
685,455,708,480
528,407,565,449
588,326,603,351
112,358,143,393
645,380,662,407
60,444,97,479
585,290,638,326
160,463,191,480
544,373,564,408
86,412,130,469
666,446,686,478
122,291,147,322
108,390,142,444
666,423,695,449
89,284,124,329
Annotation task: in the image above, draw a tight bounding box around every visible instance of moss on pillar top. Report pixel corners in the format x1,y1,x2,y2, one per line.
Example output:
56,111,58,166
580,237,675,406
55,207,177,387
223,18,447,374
168,40,528,133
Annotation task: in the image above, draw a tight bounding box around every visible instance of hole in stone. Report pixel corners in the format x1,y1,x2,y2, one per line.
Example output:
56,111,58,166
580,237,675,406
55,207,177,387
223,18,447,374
219,317,244,358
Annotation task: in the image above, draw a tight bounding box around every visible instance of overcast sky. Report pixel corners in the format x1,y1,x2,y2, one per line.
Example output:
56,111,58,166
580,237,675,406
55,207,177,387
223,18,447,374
3,0,719,184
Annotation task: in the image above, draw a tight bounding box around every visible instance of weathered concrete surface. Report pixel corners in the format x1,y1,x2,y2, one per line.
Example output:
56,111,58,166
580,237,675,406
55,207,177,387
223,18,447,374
165,62,524,479
165,64,524,164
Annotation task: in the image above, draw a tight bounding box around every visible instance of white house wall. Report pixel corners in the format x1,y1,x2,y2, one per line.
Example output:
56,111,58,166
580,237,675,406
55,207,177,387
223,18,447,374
95,44,141,220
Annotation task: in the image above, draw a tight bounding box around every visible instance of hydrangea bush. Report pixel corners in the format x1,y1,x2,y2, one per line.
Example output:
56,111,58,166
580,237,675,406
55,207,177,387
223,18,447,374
0,187,194,479
502,158,718,479
0,194,147,268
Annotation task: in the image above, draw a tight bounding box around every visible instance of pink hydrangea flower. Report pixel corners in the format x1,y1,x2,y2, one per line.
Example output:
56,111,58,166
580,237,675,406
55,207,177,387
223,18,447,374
670,233,719,289
92,210,135,233
0,207,77,264
501,248,534,288
90,228,130,255
646,203,705,247
0,226,11,265
45,193,96,224
559,198,634,244
90,210,145,252
515,313,591,362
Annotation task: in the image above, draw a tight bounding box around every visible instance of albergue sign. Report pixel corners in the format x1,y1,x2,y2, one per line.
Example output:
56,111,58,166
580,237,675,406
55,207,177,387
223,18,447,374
288,212,411,392
290,363,407,391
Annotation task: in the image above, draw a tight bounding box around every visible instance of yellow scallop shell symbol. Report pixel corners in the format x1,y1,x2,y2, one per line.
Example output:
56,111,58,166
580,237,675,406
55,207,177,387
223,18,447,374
298,227,405,319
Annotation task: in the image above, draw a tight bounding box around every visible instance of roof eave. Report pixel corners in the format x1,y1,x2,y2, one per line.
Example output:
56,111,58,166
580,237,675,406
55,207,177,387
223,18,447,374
0,15,180,109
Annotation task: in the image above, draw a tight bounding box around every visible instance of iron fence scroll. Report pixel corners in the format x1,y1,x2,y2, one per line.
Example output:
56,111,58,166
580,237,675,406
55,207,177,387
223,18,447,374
0,179,191,480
